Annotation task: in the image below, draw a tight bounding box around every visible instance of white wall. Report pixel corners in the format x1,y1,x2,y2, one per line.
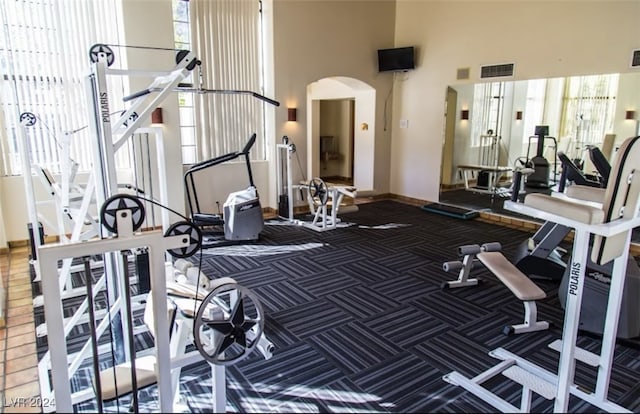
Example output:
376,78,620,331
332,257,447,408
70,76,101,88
120,0,185,223
615,72,640,145
392,0,640,202
273,0,396,197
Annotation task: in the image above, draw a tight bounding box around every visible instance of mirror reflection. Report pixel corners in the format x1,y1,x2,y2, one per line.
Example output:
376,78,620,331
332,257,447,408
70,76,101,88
439,72,640,218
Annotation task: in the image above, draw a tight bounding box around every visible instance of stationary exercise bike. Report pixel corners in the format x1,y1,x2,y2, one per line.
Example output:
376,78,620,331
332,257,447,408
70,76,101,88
184,134,264,248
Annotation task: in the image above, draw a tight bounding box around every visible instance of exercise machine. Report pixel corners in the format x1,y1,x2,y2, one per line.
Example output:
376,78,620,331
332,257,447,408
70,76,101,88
457,132,514,197
39,195,273,412
276,136,358,231
184,134,264,247
511,151,612,283
31,42,276,412
511,160,640,339
444,135,640,412
524,125,557,189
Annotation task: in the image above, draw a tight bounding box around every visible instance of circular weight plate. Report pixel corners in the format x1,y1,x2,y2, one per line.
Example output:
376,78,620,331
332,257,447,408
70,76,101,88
194,283,265,366
99,194,146,234
164,221,202,259
309,178,328,206
175,49,198,71
19,112,37,126
89,44,115,66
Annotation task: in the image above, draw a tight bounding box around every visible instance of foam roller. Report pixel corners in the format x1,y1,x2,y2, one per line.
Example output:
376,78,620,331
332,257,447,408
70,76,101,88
443,261,463,273
186,266,211,290
174,258,193,274
481,242,502,252
458,244,481,256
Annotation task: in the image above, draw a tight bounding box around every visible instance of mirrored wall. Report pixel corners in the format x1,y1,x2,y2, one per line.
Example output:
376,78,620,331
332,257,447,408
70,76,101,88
439,71,640,216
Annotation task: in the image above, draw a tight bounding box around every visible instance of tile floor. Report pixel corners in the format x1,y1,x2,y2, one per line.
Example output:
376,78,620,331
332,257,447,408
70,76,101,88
0,246,41,413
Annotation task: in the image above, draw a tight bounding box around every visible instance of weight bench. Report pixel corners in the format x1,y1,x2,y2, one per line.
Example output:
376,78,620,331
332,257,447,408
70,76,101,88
457,164,513,196
477,251,549,334
443,243,549,335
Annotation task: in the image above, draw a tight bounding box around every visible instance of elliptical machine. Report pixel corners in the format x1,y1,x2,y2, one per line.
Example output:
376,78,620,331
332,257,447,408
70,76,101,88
184,134,264,248
524,125,557,189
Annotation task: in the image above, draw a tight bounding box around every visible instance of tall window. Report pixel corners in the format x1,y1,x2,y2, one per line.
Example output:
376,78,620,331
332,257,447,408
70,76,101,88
559,74,619,158
0,0,123,176
173,0,266,164
471,82,505,148
172,0,197,164
521,78,547,145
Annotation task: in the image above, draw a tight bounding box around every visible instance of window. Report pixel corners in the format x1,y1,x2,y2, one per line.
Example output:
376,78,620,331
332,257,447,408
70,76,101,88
521,78,547,145
172,0,266,164
470,82,505,148
0,0,123,176
559,73,619,159
172,0,197,164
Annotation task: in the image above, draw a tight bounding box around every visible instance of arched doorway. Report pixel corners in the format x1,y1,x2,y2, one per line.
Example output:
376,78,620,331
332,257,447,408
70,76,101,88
307,77,376,191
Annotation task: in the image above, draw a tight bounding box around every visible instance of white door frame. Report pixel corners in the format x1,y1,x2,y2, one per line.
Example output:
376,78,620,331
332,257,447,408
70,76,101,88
306,77,376,191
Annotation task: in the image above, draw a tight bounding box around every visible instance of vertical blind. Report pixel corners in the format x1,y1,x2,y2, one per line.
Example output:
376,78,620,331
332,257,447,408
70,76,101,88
189,0,265,162
0,0,124,176
559,73,619,156
471,82,505,148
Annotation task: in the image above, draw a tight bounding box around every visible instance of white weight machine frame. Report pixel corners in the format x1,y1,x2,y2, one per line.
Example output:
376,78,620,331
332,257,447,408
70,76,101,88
35,44,275,412
33,46,196,411
38,208,192,412
443,137,640,413
276,141,357,231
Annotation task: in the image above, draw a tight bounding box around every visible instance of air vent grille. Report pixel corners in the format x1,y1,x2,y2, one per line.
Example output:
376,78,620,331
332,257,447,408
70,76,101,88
632,49,640,67
480,63,515,78
456,67,470,80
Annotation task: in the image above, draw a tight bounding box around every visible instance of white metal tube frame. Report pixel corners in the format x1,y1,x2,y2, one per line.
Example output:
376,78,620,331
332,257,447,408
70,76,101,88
276,142,295,222
443,198,640,413
37,209,189,413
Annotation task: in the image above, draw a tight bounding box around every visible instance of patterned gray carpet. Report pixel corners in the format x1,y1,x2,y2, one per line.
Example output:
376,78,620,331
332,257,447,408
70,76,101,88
34,200,640,412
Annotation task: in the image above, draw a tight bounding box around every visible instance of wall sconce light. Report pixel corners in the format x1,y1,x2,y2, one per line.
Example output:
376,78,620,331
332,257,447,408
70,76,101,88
151,107,163,124
460,110,469,121
515,111,523,120
287,108,297,122
625,110,636,120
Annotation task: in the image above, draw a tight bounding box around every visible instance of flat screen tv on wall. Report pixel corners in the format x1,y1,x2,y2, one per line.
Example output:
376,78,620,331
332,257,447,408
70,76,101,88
377,46,415,72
